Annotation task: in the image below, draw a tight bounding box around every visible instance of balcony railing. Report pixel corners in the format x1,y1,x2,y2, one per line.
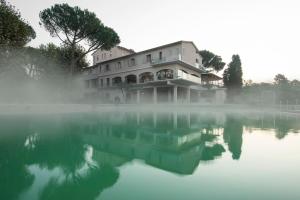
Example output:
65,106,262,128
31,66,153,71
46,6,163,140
151,55,181,65
176,70,202,84
151,57,167,65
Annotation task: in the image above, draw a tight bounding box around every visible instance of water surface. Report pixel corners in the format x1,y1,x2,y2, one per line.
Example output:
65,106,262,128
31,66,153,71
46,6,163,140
0,110,299,200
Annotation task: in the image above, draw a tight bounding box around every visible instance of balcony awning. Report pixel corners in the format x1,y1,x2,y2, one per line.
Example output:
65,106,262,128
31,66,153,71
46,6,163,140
201,73,222,81
152,60,206,74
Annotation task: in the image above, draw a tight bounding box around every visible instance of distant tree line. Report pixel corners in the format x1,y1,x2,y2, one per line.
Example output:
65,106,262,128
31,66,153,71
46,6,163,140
240,74,300,105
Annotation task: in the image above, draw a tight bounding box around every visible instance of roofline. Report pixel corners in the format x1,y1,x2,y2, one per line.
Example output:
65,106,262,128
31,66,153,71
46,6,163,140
152,60,205,73
90,40,200,66
117,46,135,53
181,41,200,53
91,45,135,55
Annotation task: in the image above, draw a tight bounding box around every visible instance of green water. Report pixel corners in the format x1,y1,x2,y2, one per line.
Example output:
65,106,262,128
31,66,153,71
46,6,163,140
0,110,300,200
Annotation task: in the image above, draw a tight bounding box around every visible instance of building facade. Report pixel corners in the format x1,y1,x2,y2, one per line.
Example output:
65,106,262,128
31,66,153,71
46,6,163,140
83,41,225,104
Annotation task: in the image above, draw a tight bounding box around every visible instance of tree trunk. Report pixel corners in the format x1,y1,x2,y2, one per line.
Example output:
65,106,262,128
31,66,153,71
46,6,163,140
70,48,76,78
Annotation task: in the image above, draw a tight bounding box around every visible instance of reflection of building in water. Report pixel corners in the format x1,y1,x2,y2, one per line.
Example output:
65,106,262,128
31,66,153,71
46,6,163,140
1,112,299,200
82,111,225,174
1,112,300,200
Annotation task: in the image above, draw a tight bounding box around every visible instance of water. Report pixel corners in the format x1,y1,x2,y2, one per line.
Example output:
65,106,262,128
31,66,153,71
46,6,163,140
0,110,300,200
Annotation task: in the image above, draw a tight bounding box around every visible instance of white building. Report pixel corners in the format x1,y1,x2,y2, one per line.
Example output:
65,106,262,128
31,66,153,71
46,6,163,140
83,41,226,104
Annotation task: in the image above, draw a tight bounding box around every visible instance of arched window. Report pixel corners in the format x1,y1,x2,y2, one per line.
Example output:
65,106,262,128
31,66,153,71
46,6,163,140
112,77,122,86
125,74,137,84
156,69,174,80
139,72,154,83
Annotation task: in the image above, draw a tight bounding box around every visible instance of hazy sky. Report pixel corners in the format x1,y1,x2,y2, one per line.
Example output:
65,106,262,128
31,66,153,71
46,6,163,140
9,0,300,82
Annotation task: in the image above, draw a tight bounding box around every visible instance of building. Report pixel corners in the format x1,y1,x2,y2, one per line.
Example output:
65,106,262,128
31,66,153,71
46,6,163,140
83,41,225,104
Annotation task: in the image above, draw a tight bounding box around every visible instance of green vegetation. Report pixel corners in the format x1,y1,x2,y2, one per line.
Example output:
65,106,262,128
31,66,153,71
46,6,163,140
199,50,225,72
240,74,300,105
222,54,243,101
39,3,120,76
0,1,119,102
0,0,35,47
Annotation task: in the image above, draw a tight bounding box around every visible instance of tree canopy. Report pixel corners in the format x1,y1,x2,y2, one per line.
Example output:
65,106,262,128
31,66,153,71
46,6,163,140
0,0,35,47
274,74,288,86
199,50,225,72
39,3,120,75
223,54,243,91
25,43,89,80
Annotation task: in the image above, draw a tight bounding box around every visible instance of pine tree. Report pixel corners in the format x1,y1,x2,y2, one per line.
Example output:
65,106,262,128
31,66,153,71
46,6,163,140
223,55,243,99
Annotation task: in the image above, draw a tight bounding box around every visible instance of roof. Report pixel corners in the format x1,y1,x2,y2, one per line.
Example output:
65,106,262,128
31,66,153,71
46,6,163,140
89,40,200,67
117,46,135,54
91,45,135,55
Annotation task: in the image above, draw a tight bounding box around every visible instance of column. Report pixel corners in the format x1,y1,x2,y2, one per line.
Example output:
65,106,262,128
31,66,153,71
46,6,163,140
153,87,157,104
168,88,172,102
136,112,140,125
187,87,191,103
153,112,157,128
198,91,201,103
187,113,191,128
173,86,178,104
137,90,140,104
173,111,178,128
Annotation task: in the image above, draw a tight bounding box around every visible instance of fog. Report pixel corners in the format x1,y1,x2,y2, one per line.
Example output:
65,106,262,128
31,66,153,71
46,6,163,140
0,47,86,104
1,48,300,115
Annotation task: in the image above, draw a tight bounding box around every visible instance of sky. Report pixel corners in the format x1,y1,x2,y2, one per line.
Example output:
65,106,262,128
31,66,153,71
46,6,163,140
9,0,300,82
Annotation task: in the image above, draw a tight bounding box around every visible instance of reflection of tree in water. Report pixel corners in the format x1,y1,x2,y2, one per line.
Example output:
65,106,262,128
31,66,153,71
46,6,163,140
0,117,34,200
39,165,119,200
200,133,226,161
25,121,120,200
0,115,120,200
275,117,295,139
26,132,86,173
201,144,226,161
223,116,243,160
242,114,300,140
0,138,34,200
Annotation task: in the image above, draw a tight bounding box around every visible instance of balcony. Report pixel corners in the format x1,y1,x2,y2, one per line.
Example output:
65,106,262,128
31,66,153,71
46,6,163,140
151,56,179,65
176,70,202,85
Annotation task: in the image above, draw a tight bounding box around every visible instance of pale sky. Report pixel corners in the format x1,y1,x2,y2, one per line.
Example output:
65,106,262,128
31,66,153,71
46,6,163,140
9,0,300,82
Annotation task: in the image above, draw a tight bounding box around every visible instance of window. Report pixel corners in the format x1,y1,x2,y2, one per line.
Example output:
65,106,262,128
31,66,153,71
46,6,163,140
112,77,122,85
156,69,174,80
106,78,110,86
91,79,98,88
105,64,110,71
146,54,151,63
100,79,103,87
85,80,90,88
130,58,136,66
97,56,99,61
196,58,199,63
159,52,163,60
117,62,121,69
139,72,154,83
125,75,137,84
